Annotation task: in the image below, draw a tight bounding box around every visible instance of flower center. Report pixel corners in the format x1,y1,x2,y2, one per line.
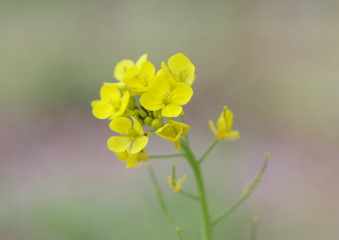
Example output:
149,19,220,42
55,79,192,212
108,98,121,111
163,91,172,105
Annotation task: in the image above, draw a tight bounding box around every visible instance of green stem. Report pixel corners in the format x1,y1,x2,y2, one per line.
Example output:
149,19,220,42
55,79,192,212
147,164,172,220
250,215,259,240
199,140,219,165
212,195,247,226
181,140,212,240
176,227,184,240
180,115,190,145
149,154,186,159
180,190,200,201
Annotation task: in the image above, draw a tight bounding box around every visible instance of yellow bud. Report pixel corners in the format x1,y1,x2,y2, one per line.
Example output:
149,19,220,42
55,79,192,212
138,109,147,118
151,119,163,130
144,117,153,126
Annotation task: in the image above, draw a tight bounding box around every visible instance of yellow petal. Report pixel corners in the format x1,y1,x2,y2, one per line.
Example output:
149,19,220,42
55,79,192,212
167,176,174,188
111,90,130,118
123,65,139,83
139,61,155,77
131,136,148,154
125,157,138,168
162,104,182,117
171,84,193,105
91,100,98,108
114,59,134,81
168,53,192,70
208,120,217,134
132,117,144,135
100,84,121,101
136,54,148,66
140,92,164,111
174,140,181,150
107,136,131,152
156,62,170,78
109,117,132,134
92,100,113,119
115,152,129,162
168,53,195,85
222,131,240,140
217,107,233,131
174,175,187,192
156,124,176,141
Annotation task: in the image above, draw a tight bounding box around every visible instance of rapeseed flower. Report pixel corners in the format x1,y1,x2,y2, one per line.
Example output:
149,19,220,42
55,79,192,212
107,117,150,154
140,78,193,117
158,53,195,86
123,60,156,93
156,120,190,150
209,106,240,141
91,83,129,119
115,149,149,168
168,174,187,193
114,54,147,82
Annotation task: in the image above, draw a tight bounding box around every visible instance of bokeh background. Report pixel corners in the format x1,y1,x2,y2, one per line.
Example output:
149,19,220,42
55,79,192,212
1,0,339,239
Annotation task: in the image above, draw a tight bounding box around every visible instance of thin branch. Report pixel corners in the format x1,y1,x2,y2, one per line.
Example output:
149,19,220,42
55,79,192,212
147,164,172,220
149,154,186,159
179,190,201,201
212,152,270,226
176,227,184,240
198,140,219,164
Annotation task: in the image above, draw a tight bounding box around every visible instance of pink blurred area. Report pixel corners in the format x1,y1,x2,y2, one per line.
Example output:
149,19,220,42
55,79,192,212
1,1,339,239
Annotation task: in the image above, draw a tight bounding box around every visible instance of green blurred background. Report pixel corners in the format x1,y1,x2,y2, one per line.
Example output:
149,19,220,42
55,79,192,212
1,0,339,239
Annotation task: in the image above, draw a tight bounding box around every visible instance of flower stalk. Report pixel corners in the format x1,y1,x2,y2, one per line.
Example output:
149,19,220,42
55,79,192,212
181,140,212,240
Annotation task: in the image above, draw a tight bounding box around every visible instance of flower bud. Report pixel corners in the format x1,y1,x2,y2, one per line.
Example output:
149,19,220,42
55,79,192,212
138,109,147,118
144,117,153,126
151,119,163,130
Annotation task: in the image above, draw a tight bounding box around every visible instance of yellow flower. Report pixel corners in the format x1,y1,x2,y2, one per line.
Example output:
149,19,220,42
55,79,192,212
140,78,193,117
168,174,187,193
123,60,156,93
157,53,195,86
113,54,148,82
91,83,129,119
107,117,150,154
115,149,149,168
156,120,190,150
209,106,240,141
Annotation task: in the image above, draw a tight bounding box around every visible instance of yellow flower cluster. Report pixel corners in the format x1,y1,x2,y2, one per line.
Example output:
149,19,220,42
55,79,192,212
91,53,195,168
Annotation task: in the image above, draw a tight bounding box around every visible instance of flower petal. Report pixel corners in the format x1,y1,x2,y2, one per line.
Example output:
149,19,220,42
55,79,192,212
131,136,148,154
167,53,195,85
171,84,193,105
222,130,240,140
208,120,217,134
114,60,134,81
92,100,113,119
140,92,164,111
140,61,155,77
132,117,144,135
162,104,182,117
136,54,148,66
109,117,132,134
100,83,121,101
107,136,131,152
217,107,233,131
111,90,130,118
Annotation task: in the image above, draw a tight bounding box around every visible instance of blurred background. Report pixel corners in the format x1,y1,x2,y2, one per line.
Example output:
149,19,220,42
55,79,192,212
1,0,339,239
